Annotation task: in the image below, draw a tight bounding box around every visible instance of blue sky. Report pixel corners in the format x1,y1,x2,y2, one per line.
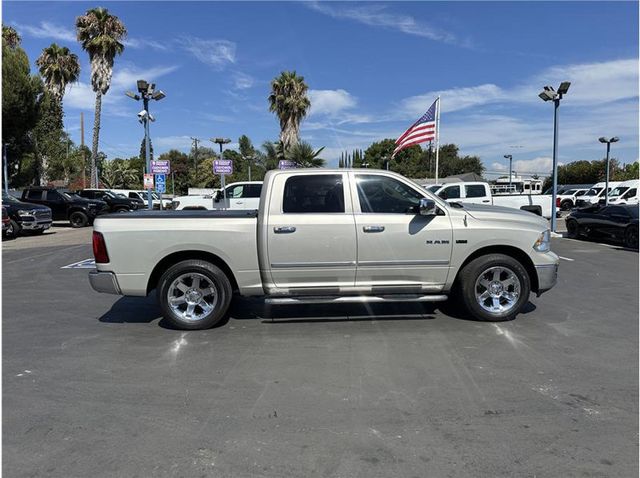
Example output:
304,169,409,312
5,0,639,177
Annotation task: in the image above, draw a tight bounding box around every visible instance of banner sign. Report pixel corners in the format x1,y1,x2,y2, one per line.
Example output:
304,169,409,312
213,159,233,174
151,160,170,174
278,160,296,169
143,173,154,188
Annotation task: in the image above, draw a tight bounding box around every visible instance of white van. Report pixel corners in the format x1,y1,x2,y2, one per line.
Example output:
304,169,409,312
575,181,622,207
608,179,639,205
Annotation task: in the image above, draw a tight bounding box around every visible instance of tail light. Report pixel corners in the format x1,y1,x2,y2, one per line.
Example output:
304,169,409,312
92,231,110,263
556,198,561,207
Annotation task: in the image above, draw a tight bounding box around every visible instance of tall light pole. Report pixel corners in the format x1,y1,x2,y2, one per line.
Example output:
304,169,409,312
212,137,231,199
503,154,513,189
126,80,166,210
539,81,570,233
598,136,619,206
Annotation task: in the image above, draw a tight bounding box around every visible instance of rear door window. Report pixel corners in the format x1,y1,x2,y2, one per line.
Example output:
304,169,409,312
283,175,344,213
465,184,486,198
25,190,43,200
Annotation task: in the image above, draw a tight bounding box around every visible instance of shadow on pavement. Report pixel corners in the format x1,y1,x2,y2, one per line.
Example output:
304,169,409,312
99,294,538,328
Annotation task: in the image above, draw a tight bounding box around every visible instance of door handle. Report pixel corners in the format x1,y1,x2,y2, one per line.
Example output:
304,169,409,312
363,225,385,233
482,200,490,203
274,226,296,234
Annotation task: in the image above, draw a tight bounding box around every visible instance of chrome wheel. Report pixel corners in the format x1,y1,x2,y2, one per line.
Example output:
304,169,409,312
167,273,218,322
474,266,521,315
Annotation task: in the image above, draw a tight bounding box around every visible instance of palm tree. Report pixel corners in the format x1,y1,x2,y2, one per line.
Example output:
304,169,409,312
100,159,138,188
75,7,126,187
2,25,21,48
286,142,325,168
268,71,311,152
36,44,80,104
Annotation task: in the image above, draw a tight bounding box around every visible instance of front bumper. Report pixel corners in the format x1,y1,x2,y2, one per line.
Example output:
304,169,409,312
535,263,559,296
20,219,51,230
89,271,121,295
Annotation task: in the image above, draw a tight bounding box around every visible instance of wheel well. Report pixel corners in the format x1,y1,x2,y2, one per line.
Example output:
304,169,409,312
454,245,539,293
146,250,239,295
67,208,87,218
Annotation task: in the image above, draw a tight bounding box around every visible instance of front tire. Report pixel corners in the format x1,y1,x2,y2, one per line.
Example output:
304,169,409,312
69,211,88,228
560,200,573,211
566,219,579,239
458,254,531,322
157,260,233,330
7,219,21,238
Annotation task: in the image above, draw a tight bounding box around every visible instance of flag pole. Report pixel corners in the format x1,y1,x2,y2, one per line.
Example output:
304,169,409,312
435,96,441,184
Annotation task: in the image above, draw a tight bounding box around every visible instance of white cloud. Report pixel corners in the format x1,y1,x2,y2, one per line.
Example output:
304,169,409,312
489,157,555,175
154,135,193,151
307,1,460,45
308,89,357,116
401,84,504,117
232,72,255,90
13,21,75,42
124,37,169,51
179,37,236,69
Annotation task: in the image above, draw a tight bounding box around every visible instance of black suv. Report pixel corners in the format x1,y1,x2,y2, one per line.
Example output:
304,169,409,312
21,187,108,227
75,189,143,213
2,193,53,237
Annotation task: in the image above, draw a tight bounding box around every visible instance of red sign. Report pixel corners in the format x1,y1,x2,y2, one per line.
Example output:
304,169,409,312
143,173,154,188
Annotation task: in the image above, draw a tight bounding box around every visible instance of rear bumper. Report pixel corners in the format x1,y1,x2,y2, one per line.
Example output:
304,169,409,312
89,271,121,295
535,263,558,296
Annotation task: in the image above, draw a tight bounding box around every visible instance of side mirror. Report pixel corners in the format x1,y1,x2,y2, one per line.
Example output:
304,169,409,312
419,198,437,216
214,190,223,202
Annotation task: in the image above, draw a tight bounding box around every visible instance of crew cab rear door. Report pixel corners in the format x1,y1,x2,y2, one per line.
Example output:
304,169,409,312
266,172,357,290
351,172,453,291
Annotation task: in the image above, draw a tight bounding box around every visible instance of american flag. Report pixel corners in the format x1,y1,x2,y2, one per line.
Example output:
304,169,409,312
392,99,438,158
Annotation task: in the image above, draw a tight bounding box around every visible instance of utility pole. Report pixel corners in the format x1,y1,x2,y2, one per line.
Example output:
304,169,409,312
191,137,200,187
80,112,86,188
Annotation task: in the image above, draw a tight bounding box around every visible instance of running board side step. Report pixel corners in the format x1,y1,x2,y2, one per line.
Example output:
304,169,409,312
265,294,448,305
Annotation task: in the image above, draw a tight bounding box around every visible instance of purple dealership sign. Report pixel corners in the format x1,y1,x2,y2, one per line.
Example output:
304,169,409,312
151,160,170,174
213,159,233,174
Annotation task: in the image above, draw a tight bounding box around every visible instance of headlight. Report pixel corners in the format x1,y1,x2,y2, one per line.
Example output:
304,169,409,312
533,230,551,252
17,209,36,216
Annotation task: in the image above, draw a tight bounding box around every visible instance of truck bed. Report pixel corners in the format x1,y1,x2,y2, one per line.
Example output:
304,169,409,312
99,209,259,219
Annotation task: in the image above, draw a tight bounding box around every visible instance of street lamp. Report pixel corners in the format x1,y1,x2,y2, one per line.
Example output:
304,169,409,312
212,138,231,199
126,79,166,209
598,136,619,205
539,81,570,233
503,154,513,190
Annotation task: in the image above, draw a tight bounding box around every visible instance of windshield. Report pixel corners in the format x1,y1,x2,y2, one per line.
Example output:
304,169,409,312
426,185,441,193
562,189,576,195
61,192,75,200
139,191,160,200
115,193,127,198
2,194,22,204
608,186,629,197
584,187,603,196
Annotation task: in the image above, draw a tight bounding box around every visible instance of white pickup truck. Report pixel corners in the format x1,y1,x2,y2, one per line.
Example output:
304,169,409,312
171,181,262,210
432,182,553,218
89,169,559,329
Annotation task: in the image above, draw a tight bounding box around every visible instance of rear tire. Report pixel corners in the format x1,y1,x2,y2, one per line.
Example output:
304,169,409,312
69,211,88,228
458,254,531,322
157,260,232,330
560,200,573,211
624,226,639,249
566,219,579,239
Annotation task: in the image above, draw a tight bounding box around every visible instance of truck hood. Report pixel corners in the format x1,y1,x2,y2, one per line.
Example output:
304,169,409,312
456,202,548,229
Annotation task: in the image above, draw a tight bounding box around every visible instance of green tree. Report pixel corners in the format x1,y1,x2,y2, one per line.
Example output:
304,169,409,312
157,149,190,194
36,43,80,103
139,137,154,164
76,7,127,187
268,71,311,151
2,25,41,186
100,158,138,188
286,141,325,168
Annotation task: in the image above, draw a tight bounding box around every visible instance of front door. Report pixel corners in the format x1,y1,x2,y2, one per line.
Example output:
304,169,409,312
266,173,357,291
351,173,453,291
44,190,68,220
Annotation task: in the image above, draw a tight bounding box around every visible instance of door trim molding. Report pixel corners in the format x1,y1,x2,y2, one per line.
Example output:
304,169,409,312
271,261,356,269
357,259,449,267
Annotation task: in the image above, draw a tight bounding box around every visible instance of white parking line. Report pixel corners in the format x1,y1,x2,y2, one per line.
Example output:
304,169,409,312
61,258,96,269
559,256,574,262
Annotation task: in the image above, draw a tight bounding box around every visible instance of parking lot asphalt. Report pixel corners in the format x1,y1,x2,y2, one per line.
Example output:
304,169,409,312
2,229,638,477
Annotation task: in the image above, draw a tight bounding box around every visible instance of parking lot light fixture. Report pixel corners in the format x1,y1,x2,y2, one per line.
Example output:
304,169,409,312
539,81,570,233
126,79,167,209
598,136,620,205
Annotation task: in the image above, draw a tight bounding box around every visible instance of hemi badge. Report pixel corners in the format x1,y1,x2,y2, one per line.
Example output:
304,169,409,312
456,239,468,244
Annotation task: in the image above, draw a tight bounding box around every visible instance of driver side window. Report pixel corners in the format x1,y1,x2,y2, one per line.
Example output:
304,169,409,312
356,175,423,213
439,185,460,200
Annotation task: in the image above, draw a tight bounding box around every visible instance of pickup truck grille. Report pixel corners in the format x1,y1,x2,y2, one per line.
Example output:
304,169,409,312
35,210,51,220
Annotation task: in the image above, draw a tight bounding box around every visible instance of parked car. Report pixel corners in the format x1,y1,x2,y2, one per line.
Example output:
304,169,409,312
575,181,622,208
2,206,9,235
75,189,143,212
111,189,172,209
90,169,559,330
2,192,53,236
554,188,588,211
172,182,262,210
608,179,639,205
21,187,107,227
432,181,553,217
566,204,638,249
